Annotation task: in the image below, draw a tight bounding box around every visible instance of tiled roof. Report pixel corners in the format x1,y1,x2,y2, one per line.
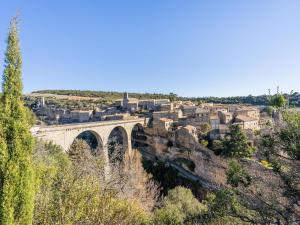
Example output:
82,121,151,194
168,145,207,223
235,115,258,122
159,118,173,122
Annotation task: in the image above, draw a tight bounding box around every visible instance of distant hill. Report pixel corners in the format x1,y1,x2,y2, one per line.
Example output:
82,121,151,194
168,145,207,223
195,92,300,107
32,90,300,107
32,90,174,101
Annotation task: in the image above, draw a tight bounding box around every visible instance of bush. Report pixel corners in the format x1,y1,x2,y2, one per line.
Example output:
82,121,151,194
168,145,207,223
152,204,184,225
265,106,274,116
152,187,206,224
260,160,272,169
200,139,209,147
226,160,251,188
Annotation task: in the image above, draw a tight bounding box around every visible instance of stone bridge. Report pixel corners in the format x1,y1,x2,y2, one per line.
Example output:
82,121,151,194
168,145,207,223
32,118,148,158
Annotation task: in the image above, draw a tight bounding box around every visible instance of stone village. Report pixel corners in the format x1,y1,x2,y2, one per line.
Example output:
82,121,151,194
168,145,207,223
28,92,275,188
30,92,270,144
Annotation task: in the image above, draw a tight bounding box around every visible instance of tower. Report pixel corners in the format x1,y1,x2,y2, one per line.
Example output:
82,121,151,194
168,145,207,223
41,97,46,108
123,92,129,100
123,92,129,109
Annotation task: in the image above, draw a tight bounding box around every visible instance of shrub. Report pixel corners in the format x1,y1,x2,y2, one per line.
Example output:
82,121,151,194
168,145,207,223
152,204,184,225
226,160,251,188
152,187,206,224
260,160,272,169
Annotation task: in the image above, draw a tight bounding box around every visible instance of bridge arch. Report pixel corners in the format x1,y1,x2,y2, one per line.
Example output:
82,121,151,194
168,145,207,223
73,130,103,155
107,126,129,162
131,123,147,150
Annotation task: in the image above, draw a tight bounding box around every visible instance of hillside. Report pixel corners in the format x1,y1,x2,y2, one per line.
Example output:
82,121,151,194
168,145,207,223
32,89,300,106
32,90,175,101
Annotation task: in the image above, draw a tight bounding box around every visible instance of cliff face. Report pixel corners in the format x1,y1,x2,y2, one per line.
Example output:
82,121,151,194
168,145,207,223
143,126,228,188
191,149,227,186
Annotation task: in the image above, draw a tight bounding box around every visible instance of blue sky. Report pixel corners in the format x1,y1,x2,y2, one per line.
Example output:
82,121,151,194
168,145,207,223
0,0,300,97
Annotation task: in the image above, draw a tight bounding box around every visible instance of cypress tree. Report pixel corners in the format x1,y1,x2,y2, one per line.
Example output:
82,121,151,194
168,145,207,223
0,17,35,225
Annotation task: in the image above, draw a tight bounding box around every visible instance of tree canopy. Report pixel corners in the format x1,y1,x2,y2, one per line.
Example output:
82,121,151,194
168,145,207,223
221,125,255,158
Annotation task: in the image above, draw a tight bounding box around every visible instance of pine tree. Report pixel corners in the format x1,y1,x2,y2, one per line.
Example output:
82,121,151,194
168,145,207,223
222,125,254,158
0,17,35,225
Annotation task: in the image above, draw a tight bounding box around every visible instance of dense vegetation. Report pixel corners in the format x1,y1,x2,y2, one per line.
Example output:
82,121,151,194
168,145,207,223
32,90,175,101
33,140,153,225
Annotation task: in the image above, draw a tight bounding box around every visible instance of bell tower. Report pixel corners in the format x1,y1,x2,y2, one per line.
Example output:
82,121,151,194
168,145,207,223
123,92,129,109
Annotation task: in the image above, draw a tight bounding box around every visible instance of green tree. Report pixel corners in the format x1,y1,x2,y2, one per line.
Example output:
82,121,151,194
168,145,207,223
152,204,184,225
226,160,251,188
278,111,300,159
222,125,254,158
152,186,206,225
269,94,287,108
0,17,35,225
200,189,252,225
265,106,274,116
168,92,178,102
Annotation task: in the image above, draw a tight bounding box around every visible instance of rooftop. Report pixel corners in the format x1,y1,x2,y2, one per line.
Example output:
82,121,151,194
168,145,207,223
210,115,219,120
159,118,174,122
235,115,258,122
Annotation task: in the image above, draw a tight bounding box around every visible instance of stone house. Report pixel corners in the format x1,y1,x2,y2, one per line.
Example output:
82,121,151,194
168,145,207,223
154,99,170,105
175,125,198,150
93,110,106,120
218,111,233,124
182,101,195,106
195,108,210,122
153,110,183,121
70,110,93,123
159,103,174,111
179,117,208,131
60,112,72,123
210,115,220,130
173,101,183,109
153,118,174,136
180,105,208,118
234,115,260,131
259,115,274,127
138,99,171,111
117,93,171,111
228,105,240,112
211,104,228,113
178,108,210,131
200,102,214,109
209,124,230,140
234,107,260,120
138,99,156,110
